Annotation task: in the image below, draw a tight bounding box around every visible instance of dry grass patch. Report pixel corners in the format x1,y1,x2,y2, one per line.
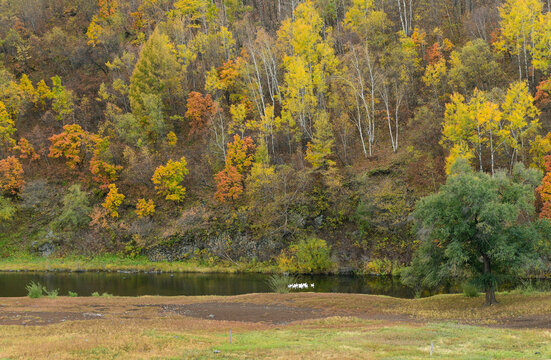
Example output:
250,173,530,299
390,292,551,321
2,293,551,358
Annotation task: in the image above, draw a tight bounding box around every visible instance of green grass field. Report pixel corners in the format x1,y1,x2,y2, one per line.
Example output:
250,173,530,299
0,254,277,273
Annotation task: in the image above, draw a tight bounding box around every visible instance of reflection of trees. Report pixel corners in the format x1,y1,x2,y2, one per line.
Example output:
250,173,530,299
13,272,549,298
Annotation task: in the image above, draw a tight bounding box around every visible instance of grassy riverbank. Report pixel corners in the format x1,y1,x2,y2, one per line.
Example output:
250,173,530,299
1,292,551,359
0,255,278,273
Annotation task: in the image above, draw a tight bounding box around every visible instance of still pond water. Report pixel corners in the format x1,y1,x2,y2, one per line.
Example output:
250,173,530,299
0,272,461,298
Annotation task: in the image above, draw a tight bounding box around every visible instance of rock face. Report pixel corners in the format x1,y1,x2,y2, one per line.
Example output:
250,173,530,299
31,241,56,258
145,231,282,263
29,230,59,258
146,235,198,262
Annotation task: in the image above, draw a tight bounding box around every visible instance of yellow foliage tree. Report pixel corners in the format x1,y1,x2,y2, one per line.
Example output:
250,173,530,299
167,131,177,146
444,143,475,175
0,101,16,150
441,90,502,174
152,156,189,202
530,133,551,171
19,74,37,104
344,0,390,47
102,184,125,217
49,76,75,122
305,113,336,170
170,0,217,28
496,0,542,82
136,198,155,218
36,80,52,109
532,12,551,74
441,82,539,174
228,102,248,137
499,81,540,165
277,0,339,140
89,136,123,190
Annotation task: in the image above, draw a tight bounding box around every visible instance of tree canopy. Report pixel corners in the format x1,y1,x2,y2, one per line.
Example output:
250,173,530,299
0,0,550,280
402,160,546,305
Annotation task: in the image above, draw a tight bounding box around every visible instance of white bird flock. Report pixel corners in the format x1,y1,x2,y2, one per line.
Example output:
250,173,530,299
287,283,315,289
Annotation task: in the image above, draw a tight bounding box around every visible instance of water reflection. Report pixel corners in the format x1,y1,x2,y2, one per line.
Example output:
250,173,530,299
0,272,421,298
0,272,532,298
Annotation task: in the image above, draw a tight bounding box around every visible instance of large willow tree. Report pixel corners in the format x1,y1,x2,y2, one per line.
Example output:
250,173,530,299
402,160,546,305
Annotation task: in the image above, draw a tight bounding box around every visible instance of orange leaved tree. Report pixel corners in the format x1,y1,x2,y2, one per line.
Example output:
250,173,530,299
0,156,24,196
185,91,218,136
14,138,40,162
215,135,256,202
537,155,551,219
48,124,94,169
214,165,244,202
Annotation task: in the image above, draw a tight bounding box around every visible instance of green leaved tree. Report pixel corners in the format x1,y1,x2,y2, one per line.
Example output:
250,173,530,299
402,160,545,305
129,28,183,146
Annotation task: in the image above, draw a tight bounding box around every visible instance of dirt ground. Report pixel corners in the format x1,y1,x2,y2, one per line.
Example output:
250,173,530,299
0,297,349,326
1,292,551,328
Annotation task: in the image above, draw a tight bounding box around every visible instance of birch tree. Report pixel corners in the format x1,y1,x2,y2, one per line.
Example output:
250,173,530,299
380,36,419,152
343,0,389,157
277,0,338,143
496,0,542,86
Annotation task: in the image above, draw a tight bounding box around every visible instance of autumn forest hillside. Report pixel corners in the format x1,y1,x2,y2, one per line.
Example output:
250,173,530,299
0,0,550,273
